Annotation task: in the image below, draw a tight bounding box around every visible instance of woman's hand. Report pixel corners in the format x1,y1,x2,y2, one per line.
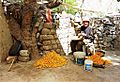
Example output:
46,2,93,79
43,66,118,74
81,32,86,36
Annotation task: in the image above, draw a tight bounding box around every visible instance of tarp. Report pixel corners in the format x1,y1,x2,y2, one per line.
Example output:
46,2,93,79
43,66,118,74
56,11,76,55
76,0,120,16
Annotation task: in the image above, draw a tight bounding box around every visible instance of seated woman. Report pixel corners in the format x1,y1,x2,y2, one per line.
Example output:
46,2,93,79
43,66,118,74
70,17,93,55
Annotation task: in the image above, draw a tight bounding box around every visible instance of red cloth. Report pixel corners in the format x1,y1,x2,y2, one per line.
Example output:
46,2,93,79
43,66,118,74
46,9,52,23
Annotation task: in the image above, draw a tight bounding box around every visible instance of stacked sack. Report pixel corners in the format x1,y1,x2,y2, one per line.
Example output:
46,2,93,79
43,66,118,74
39,22,65,55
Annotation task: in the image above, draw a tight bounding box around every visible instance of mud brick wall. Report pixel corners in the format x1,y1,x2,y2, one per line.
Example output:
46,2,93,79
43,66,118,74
0,3,13,62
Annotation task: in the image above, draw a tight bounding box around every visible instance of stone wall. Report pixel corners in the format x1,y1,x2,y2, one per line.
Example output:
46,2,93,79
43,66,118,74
92,16,120,50
115,16,120,49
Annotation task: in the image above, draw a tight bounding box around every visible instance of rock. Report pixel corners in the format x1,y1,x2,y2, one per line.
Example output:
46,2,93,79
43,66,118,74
37,42,42,46
35,22,40,27
99,41,104,44
39,35,43,40
94,40,97,44
40,47,43,50
118,37,120,41
36,33,40,39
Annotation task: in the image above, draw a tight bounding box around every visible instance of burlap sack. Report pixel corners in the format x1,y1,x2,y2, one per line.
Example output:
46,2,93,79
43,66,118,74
43,23,53,29
52,44,58,49
40,35,45,40
57,44,62,48
56,39,60,44
43,41,51,45
50,29,56,35
40,35,48,40
43,51,51,55
56,49,61,54
53,23,56,28
60,51,65,55
47,35,54,40
41,28,51,35
43,45,52,50
40,35,54,40
54,35,58,39
51,40,56,44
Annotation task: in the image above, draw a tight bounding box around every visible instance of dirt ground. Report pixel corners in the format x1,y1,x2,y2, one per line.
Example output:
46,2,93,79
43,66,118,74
0,51,120,82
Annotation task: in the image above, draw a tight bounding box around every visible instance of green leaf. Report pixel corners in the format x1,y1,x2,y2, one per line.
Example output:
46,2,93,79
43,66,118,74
52,0,78,14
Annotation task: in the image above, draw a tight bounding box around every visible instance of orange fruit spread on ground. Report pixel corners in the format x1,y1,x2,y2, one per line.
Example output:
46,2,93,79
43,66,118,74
88,53,112,65
88,54,105,65
33,51,67,68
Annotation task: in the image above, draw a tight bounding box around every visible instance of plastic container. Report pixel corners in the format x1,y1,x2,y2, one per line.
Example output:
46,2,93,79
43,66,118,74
19,50,29,57
84,59,93,71
76,58,85,65
73,51,86,65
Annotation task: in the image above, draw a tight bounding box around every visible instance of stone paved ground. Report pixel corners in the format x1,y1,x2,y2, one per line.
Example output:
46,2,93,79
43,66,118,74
0,51,120,82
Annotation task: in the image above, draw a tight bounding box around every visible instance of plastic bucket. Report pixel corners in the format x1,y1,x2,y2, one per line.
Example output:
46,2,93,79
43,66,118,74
84,59,93,71
73,51,86,65
77,58,85,65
